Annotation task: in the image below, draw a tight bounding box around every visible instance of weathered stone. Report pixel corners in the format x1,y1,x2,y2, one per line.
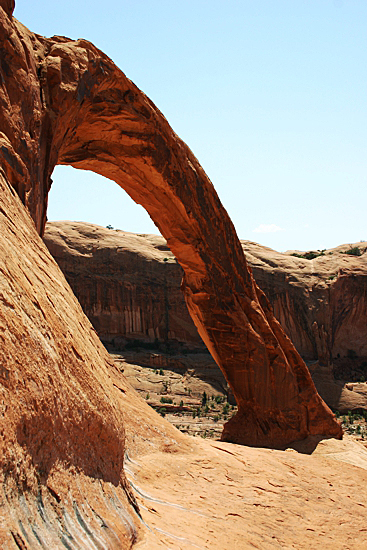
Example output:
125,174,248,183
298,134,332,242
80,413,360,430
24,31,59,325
1,2,341,463
243,240,367,365
43,221,203,351
44,222,367,373
0,169,142,546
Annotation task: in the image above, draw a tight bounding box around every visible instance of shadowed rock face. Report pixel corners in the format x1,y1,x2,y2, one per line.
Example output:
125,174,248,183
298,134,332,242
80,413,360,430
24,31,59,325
44,222,367,372
0,0,341,456
43,221,204,352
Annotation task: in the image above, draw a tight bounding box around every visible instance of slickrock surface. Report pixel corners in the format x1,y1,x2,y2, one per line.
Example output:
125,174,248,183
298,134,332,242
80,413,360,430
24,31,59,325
0,0,341,446
127,438,367,550
0,169,143,546
106,363,367,550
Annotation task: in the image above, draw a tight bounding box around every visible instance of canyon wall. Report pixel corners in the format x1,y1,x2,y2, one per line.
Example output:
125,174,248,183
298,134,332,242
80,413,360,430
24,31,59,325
44,222,367,375
44,221,202,351
0,0,341,470
243,241,367,367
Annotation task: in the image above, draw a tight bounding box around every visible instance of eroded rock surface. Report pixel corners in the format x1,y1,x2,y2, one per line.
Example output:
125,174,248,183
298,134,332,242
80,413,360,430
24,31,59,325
44,222,367,412
0,165,142,547
44,222,367,370
44,221,203,351
0,0,341,453
243,240,367,366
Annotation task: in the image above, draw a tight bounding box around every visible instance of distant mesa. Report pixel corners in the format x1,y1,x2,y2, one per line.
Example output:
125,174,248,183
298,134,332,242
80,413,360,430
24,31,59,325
44,221,367,412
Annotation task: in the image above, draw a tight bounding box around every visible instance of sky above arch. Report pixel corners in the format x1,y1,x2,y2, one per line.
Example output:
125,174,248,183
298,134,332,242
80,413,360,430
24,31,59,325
14,0,367,252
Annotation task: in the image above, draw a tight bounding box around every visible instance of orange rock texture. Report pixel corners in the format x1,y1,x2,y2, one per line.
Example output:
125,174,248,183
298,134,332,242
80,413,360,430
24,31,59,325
44,222,367,372
44,221,202,351
243,240,367,366
0,161,142,546
0,0,341,452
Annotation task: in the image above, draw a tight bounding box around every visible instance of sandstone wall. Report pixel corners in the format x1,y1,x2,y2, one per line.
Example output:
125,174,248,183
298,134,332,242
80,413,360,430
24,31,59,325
44,222,367,372
1,0,341,464
44,221,203,351
244,241,367,367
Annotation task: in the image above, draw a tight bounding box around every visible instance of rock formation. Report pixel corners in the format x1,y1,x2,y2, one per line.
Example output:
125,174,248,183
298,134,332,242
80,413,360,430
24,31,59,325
44,221,203,351
243,240,367,366
0,0,341,456
0,153,140,546
44,222,367,375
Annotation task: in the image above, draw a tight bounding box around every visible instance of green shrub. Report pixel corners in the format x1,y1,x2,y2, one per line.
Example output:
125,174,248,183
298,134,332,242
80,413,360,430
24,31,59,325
160,396,173,404
291,249,325,260
343,246,361,256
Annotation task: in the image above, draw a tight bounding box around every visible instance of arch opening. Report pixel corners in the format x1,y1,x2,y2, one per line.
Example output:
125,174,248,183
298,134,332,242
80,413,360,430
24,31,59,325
8,27,342,447
49,165,159,235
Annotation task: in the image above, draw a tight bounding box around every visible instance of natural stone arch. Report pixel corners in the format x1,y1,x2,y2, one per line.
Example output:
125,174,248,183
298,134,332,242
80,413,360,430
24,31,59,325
4,16,341,446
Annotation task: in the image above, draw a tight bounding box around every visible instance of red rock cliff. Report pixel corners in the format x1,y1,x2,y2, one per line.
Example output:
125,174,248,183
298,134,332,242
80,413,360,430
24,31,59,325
242,241,367,366
43,221,203,351
0,0,341,456
44,222,367,376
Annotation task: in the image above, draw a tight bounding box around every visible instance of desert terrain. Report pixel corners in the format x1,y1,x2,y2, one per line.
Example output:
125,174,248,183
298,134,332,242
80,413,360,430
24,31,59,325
1,2,367,548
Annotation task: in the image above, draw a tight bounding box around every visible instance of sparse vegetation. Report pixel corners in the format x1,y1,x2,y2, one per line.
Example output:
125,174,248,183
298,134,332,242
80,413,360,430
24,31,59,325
113,351,239,439
291,249,325,260
215,395,225,404
343,246,361,256
160,396,173,404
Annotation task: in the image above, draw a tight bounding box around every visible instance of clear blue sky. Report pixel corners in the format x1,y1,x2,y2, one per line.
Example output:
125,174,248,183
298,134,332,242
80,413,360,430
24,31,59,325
14,0,367,252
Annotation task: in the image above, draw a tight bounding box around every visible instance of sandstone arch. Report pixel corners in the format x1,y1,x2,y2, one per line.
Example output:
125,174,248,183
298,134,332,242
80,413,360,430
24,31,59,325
1,4,341,447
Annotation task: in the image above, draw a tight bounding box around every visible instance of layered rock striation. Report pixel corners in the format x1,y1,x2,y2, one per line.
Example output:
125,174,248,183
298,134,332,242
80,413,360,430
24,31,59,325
243,241,367,367
44,221,203,351
44,222,367,375
1,0,341,477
